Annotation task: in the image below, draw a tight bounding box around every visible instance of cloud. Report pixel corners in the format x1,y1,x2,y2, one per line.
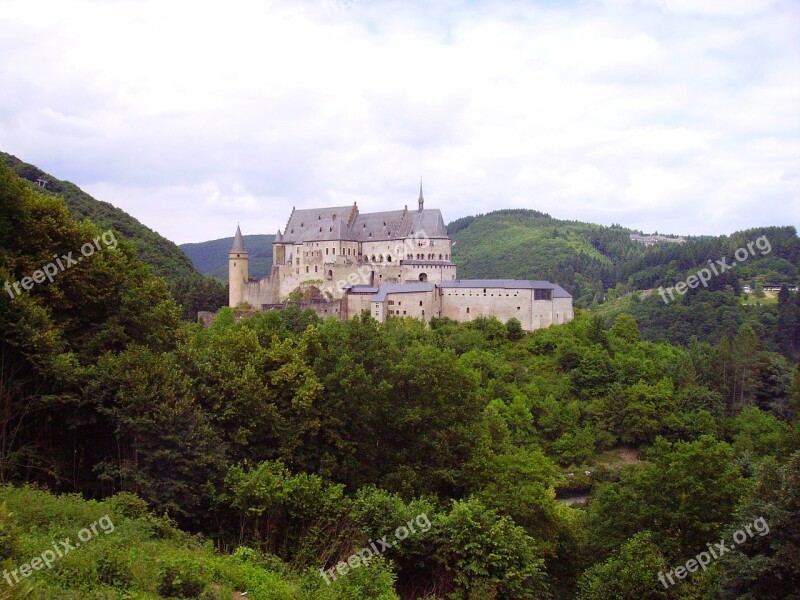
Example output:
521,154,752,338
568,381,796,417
0,0,798,243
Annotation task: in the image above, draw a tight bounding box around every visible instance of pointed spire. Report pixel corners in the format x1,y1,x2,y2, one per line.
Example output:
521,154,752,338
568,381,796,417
418,178,424,212
230,224,248,253
276,228,283,242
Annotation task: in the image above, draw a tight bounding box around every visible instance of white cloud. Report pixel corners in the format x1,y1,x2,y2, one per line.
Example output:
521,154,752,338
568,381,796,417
0,0,798,244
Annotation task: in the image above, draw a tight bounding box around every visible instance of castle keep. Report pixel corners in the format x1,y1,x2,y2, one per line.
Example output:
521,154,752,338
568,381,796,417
229,185,573,331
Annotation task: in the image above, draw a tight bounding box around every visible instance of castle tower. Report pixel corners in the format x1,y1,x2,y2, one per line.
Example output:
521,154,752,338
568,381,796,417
229,225,249,307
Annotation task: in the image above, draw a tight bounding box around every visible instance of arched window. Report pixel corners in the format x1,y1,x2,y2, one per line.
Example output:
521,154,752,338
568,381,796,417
326,269,333,280
438,254,442,260
419,273,428,282
371,255,376,262
387,255,392,262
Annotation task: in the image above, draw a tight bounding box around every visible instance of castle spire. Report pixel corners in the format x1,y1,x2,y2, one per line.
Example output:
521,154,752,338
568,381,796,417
230,224,248,254
418,178,424,212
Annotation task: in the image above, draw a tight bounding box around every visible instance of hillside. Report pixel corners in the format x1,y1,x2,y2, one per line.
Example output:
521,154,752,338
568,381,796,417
449,210,800,304
0,152,226,318
181,234,274,281
448,209,645,306
0,485,395,599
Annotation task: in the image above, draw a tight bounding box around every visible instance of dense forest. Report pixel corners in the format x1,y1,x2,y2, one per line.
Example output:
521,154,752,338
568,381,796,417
1,161,798,598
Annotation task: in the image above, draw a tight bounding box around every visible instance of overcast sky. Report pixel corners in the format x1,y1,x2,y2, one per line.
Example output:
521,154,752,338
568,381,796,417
1,0,799,244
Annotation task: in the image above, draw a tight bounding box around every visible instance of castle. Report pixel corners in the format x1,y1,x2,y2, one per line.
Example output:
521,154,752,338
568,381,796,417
228,184,573,331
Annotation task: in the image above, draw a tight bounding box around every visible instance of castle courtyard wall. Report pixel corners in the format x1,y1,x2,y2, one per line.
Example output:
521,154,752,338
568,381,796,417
440,286,535,329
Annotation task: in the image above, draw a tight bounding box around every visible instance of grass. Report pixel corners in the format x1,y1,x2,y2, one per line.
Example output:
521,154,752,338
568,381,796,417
0,485,398,600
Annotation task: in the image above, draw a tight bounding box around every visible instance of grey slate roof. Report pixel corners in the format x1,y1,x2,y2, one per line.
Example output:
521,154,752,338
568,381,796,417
439,279,573,297
371,283,436,302
282,205,356,244
346,285,379,294
440,279,551,289
277,203,448,244
552,284,572,298
230,225,248,253
301,218,355,242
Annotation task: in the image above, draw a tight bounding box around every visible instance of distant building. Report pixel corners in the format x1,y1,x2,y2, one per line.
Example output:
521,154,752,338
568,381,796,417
227,184,573,331
630,233,686,247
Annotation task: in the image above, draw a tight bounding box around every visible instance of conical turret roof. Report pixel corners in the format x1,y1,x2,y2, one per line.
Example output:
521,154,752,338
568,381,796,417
230,225,248,253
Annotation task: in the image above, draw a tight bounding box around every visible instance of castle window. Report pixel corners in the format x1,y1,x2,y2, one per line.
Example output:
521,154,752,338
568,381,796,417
419,301,423,306
517,307,521,310
306,266,309,273
466,307,470,314
387,255,392,262
439,254,442,260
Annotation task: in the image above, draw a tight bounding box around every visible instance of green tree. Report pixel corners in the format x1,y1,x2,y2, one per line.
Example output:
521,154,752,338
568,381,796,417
577,532,674,600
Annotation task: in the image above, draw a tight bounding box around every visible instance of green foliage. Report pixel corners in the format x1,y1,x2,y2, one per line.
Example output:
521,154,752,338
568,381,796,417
730,406,792,458
586,436,745,561
576,532,674,600
434,497,549,599
715,451,800,598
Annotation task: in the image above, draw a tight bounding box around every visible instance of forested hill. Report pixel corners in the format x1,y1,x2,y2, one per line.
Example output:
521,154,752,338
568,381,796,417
1,151,197,283
448,209,643,305
448,209,800,307
181,234,274,281
1,151,226,318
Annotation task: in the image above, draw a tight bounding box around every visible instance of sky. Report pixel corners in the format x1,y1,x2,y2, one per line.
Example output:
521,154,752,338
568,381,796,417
1,0,799,244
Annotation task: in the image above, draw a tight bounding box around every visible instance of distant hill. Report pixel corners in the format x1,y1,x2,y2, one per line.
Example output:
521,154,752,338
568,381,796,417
448,209,644,306
181,234,274,281
1,151,197,283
